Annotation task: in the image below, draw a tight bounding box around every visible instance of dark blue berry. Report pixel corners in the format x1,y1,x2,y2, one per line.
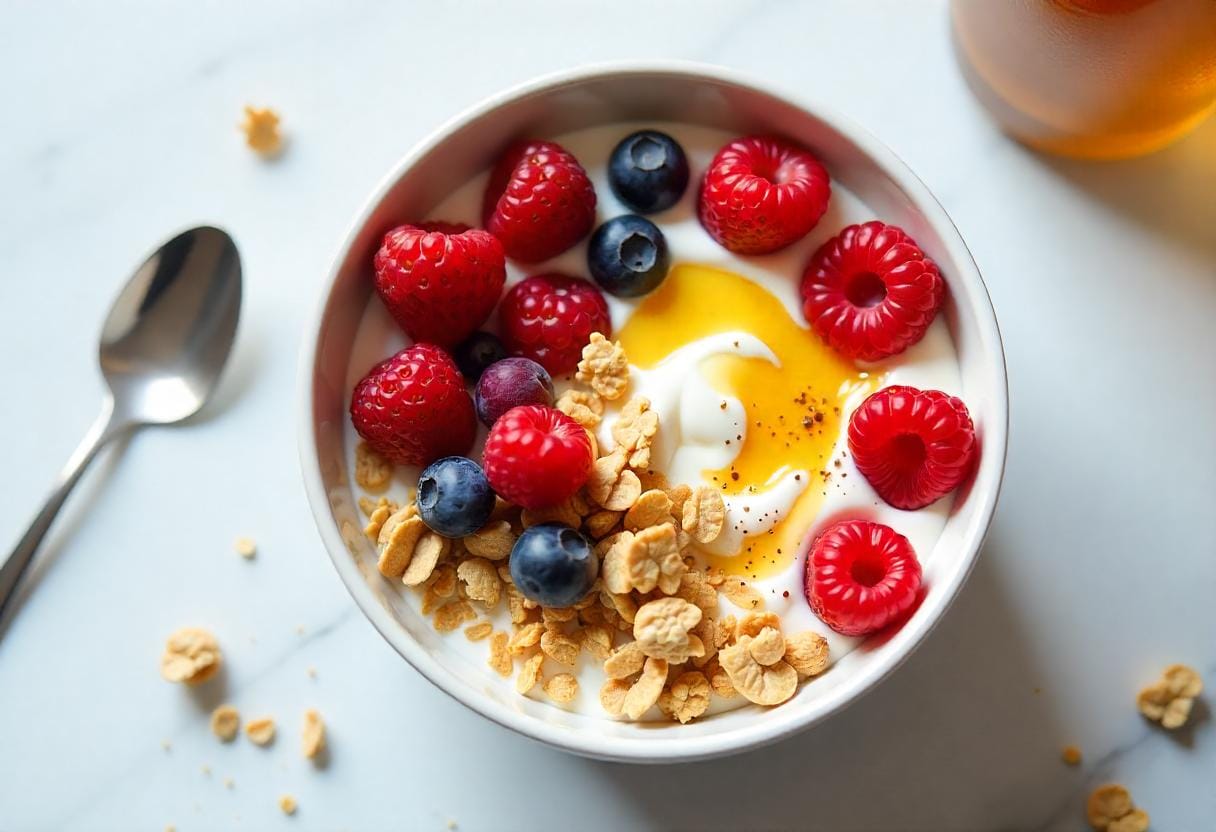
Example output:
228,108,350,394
587,215,670,298
508,523,598,607
416,456,496,537
608,130,689,214
453,331,509,381
474,357,554,427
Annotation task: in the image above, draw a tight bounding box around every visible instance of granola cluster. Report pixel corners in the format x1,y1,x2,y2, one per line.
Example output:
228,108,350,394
1136,663,1202,730
360,333,830,723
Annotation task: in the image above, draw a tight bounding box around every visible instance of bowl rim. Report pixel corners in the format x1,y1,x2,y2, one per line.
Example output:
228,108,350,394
298,59,1009,763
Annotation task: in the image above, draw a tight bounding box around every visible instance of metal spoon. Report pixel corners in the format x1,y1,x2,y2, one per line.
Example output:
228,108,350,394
0,226,242,623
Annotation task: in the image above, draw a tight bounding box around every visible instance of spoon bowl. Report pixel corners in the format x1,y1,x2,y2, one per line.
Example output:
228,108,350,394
99,226,242,425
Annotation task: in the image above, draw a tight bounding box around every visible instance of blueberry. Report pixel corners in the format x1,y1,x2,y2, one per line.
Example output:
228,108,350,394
453,331,508,381
608,130,689,214
587,215,670,298
474,357,555,427
416,456,496,537
508,523,598,607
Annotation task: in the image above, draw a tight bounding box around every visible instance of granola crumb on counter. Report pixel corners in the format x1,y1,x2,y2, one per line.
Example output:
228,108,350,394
234,536,257,558
244,716,276,746
1061,744,1082,766
301,709,326,759
278,794,298,816
160,627,222,685
1136,663,1203,729
1086,783,1148,832
240,105,284,157
210,705,240,742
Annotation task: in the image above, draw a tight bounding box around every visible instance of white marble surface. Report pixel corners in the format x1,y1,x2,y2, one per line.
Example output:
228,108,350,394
1,1,1213,829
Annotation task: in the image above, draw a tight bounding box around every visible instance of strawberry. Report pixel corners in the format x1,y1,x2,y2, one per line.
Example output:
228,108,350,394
498,273,611,375
373,223,505,348
350,344,476,467
482,140,597,263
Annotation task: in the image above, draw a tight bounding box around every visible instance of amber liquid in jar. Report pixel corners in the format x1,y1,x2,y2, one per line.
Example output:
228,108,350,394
951,0,1216,159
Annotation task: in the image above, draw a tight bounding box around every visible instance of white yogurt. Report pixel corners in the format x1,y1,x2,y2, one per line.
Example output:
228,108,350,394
343,122,963,717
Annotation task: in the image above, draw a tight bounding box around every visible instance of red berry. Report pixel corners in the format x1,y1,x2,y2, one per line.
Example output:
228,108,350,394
350,344,476,467
482,140,597,263
804,519,922,636
848,385,976,510
482,405,593,509
698,135,831,255
801,221,944,362
373,223,506,348
498,274,611,375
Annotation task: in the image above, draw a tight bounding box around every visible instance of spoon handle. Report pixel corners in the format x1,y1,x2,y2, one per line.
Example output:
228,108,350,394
0,399,124,624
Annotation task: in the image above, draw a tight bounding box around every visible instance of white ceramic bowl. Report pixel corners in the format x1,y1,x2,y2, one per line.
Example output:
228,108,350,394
299,62,1008,763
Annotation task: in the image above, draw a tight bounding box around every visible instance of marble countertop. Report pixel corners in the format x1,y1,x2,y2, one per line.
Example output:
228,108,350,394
1,1,1213,829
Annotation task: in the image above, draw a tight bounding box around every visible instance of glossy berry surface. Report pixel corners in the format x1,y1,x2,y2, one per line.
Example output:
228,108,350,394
350,344,476,467
800,221,945,362
587,215,670,297
804,519,922,636
474,357,555,428
482,405,593,509
416,456,497,537
848,385,976,510
509,523,598,607
373,223,505,347
482,140,597,263
452,331,509,381
698,135,831,255
608,130,690,214
498,273,611,375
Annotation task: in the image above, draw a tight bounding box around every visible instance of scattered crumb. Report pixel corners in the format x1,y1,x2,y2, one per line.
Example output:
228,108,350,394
160,627,222,685
1086,783,1148,831
295,624,305,636
165,826,176,832
234,536,257,558
306,666,317,679
200,764,211,776
223,777,234,789
240,106,284,157
245,717,276,746
1061,745,1082,766
278,794,297,816
160,739,172,752
1137,663,1203,729
210,705,240,742
302,709,326,759
446,821,458,830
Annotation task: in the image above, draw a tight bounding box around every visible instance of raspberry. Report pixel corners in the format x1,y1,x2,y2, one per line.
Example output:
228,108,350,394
482,140,597,263
350,344,476,467
373,223,506,348
800,221,944,362
804,519,922,636
482,405,593,509
498,274,611,375
848,385,976,510
698,135,831,255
